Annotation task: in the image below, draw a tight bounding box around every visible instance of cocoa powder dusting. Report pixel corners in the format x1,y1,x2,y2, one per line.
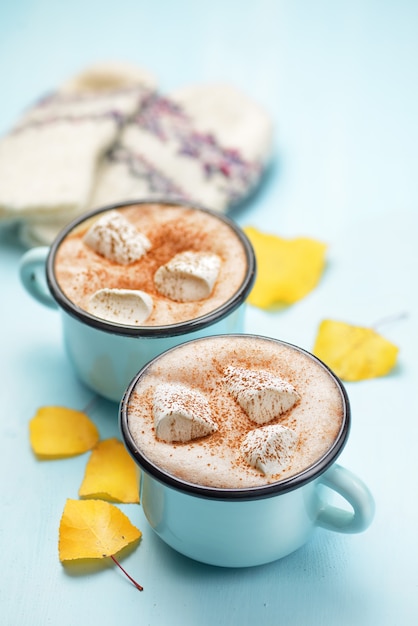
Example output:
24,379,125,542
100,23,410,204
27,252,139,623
127,320,344,489
54,203,246,326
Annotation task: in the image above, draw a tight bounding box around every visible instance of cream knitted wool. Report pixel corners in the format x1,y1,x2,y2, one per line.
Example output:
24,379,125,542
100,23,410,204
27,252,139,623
6,70,273,246
0,62,156,232
89,83,273,213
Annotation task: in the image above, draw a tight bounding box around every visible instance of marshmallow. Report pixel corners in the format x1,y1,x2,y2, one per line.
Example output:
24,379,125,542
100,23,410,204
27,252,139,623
153,383,218,443
83,210,151,264
154,251,221,302
240,424,298,475
87,288,153,325
223,366,300,424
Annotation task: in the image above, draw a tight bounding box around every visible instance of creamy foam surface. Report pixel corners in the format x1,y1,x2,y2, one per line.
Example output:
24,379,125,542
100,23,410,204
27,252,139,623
127,335,345,489
54,203,247,326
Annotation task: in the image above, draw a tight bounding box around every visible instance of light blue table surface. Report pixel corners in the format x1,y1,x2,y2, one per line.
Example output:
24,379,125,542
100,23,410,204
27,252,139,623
1,1,417,625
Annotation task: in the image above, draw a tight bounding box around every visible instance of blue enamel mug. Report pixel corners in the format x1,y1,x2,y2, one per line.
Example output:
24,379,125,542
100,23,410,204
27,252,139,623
19,200,256,402
120,334,375,568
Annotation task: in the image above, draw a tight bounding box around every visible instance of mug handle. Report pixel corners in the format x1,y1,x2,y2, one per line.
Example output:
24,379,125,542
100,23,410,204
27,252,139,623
19,247,57,309
315,464,375,533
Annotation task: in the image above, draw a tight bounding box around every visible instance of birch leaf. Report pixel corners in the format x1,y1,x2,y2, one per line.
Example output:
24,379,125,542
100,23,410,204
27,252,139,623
79,438,140,504
313,319,399,381
29,406,99,458
243,226,327,308
59,498,141,560
59,498,143,590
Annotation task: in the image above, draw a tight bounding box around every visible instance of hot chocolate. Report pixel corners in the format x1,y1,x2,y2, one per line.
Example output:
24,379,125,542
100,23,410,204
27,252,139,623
54,202,248,327
125,335,345,489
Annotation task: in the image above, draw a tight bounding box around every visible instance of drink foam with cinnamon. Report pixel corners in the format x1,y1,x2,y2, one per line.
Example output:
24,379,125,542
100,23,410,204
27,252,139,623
126,335,345,489
54,202,247,327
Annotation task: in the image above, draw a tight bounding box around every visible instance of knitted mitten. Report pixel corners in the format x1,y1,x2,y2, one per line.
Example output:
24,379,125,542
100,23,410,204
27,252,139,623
0,62,156,243
89,83,273,213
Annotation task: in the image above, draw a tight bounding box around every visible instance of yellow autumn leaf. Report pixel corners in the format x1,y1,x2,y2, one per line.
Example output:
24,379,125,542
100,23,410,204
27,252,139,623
313,319,399,382
29,406,99,458
243,226,327,308
79,438,140,504
59,498,142,561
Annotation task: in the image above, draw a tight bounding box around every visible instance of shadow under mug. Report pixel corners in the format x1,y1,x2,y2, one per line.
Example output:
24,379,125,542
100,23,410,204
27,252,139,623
120,334,375,568
19,200,256,402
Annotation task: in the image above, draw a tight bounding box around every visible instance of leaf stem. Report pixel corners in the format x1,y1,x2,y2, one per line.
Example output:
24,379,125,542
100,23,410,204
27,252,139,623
82,395,99,415
110,555,143,591
372,312,408,330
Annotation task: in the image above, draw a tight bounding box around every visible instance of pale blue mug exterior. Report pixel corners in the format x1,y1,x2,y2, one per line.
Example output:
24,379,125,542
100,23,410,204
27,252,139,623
60,306,245,401
19,201,256,402
120,335,375,568
139,463,374,567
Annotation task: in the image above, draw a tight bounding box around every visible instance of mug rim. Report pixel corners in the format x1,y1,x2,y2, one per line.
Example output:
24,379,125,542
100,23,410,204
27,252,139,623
119,334,351,501
45,199,256,338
